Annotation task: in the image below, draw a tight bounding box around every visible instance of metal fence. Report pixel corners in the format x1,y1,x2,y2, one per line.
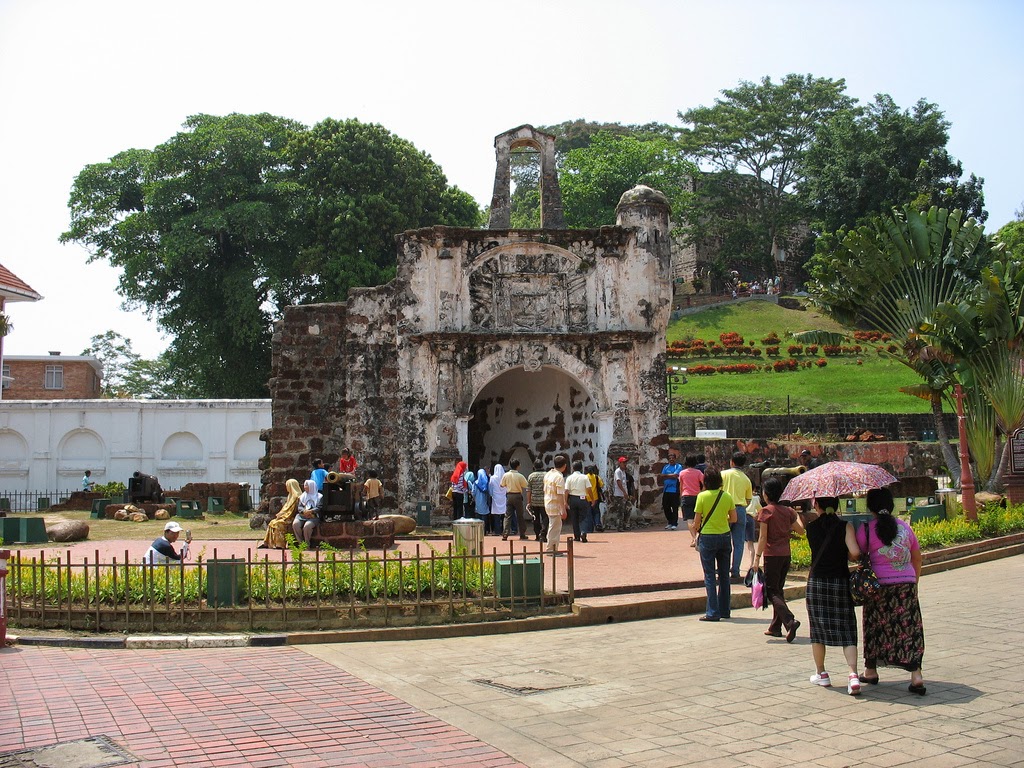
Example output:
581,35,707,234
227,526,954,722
0,488,262,514
5,541,574,633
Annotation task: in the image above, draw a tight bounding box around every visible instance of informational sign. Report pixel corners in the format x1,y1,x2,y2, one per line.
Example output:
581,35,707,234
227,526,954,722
695,429,728,439
1011,428,1024,474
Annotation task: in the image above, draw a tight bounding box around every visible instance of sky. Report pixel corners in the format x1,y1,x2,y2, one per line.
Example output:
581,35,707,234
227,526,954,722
0,0,1021,360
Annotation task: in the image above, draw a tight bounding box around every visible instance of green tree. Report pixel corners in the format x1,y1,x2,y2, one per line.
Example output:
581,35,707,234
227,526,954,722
287,118,479,304
802,206,993,483
63,113,304,398
63,114,480,398
82,330,195,399
558,132,696,229
679,74,854,275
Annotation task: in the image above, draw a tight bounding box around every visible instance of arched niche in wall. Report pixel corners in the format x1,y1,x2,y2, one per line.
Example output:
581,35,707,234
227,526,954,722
233,431,262,461
161,432,204,462
0,429,29,463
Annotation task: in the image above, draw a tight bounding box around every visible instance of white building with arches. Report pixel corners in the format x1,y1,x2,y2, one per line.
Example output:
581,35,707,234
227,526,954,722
263,126,673,514
0,399,269,494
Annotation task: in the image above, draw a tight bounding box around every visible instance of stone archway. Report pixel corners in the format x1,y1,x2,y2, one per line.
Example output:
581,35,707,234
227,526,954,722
467,365,606,474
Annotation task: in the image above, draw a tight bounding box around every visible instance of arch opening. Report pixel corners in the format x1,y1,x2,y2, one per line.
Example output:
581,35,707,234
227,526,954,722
467,366,602,474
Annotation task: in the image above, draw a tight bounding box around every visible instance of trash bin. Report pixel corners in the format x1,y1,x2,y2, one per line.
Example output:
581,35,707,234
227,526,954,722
415,501,432,527
206,558,244,607
452,517,484,557
175,499,203,519
206,497,225,514
91,498,111,519
36,497,50,511
495,557,542,600
0,498,10,512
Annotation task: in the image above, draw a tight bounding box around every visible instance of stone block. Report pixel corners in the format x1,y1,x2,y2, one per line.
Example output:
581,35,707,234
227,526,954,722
47,520,90,542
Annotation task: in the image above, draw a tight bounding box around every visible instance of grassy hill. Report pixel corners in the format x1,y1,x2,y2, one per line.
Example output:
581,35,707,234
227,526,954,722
666,300,929,415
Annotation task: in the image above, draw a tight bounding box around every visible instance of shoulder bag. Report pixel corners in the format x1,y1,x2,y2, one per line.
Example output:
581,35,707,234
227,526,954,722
849,524,882,606
696,490,724,544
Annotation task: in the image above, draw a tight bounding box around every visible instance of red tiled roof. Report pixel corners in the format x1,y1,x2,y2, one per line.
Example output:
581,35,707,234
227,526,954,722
0,262,43,302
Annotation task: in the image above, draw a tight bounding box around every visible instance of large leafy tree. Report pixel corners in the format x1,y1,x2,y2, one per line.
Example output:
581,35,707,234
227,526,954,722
63,114,479,398
679,74,854,275
287,118,479,304
558,132,695,229
803,94,986,235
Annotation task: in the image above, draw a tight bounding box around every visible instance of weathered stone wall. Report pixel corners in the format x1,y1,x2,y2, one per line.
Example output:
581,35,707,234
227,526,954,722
264,178,674,514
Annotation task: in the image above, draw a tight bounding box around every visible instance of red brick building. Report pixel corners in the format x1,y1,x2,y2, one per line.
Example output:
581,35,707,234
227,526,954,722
0,263,43,399
2,353,103,399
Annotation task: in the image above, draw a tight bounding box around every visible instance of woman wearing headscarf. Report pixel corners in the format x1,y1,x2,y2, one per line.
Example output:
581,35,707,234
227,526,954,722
292,479,323,546
488,464,507,536
857,488,926,695
260,478,302,549
803,496,862,695
473,464,490,525
463,467,477,519
450,460,469,520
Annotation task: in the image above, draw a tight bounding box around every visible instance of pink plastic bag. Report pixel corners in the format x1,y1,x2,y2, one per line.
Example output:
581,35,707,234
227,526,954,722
751,571,766,610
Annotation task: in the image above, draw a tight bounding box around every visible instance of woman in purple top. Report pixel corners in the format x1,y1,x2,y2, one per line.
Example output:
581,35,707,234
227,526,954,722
857,488,926,695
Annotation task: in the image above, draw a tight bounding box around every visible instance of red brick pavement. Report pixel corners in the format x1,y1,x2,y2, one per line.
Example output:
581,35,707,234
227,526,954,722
0,646,524,767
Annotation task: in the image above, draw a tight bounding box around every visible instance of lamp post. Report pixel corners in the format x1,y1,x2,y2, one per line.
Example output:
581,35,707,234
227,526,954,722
953,383,977,521
665,365,687,438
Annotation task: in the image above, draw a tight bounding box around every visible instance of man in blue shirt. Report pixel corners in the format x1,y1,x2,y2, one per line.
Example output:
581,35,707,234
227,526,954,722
661,453,683,530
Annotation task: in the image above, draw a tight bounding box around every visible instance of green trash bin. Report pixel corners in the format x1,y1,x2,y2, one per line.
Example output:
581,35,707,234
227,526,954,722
495,557,542,600
37,497,51,511
175,499,203,519
91,498,112,519
0,498,10,512
206,497,225,514
206,558,244,607
415,501,432,527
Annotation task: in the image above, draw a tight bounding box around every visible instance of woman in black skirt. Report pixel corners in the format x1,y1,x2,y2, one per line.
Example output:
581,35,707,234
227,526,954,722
803,496,863,695
857,488,927,695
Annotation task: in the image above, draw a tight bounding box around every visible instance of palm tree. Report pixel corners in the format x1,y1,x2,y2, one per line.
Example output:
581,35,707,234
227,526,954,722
801,206,992,483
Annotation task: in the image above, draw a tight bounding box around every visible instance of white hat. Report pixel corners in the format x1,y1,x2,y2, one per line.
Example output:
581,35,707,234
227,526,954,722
164,521,183,532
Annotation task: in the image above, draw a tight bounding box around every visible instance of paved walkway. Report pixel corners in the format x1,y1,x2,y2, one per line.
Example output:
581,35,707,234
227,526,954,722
2,555,1022,767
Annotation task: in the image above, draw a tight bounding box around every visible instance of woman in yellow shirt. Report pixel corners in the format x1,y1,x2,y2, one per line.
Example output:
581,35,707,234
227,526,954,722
585,465,604,534
691,468,737,622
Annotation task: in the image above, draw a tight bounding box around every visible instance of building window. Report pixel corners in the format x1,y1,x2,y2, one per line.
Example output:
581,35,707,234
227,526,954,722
1,364,9,389
45,365,64,390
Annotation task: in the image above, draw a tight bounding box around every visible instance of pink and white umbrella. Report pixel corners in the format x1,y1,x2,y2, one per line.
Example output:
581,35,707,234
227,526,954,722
779,461,898,502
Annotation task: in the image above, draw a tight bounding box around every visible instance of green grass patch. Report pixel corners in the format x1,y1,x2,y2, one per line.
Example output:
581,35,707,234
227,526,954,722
668,300,927,415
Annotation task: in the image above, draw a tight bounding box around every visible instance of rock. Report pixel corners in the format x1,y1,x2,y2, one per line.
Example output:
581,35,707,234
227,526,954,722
249,513,270,530
975,491,1005,508
377,514,416,535
125,504,142,514
154,509,170,520
129,512,148,523
114,509,128,521
47,520,90,542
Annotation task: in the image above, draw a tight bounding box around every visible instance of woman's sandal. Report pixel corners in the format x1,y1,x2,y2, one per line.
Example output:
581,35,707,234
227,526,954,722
908,683,927,696
860,674,880,685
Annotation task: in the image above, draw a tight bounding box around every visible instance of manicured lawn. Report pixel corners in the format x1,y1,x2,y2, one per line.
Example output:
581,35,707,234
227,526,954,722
667,299,930,415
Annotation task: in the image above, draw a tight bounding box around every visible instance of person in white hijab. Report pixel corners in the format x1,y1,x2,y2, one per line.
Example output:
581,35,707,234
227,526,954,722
292,479,323,546
488,464,507,536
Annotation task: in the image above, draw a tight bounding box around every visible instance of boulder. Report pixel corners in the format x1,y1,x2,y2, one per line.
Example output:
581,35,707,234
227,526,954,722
377,514,417,535
975,491,1006,508
154,508,170,520
129,512,148,523
47,520,90,542
249,513,270,530
113,509,128,521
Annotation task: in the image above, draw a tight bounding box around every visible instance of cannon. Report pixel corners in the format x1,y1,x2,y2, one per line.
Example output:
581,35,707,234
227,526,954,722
760,465,806,492
320,471,364,521
128,471,164,503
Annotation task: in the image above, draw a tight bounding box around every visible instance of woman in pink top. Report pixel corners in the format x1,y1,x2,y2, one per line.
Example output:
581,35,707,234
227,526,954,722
678,455,704,547
857,488,926,695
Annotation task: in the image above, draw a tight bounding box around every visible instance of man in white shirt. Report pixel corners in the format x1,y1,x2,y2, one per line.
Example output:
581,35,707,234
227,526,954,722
543,454,569,555
609,456,630,531
564,461,593,543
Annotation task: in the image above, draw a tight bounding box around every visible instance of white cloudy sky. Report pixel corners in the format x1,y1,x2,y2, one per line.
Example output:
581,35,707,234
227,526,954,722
1,0,1021,359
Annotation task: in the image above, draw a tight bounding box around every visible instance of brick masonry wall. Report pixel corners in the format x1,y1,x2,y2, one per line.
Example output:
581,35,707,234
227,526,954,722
671,412,958,441
4,359,100,399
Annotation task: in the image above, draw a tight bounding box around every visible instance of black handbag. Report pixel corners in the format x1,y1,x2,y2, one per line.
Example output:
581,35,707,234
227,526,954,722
849,526,881,606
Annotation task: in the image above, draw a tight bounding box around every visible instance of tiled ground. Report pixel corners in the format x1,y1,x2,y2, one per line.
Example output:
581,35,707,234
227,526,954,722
0,646,523,767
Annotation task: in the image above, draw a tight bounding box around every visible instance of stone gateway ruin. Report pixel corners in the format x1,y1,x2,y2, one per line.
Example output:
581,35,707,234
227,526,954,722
262,125,673,515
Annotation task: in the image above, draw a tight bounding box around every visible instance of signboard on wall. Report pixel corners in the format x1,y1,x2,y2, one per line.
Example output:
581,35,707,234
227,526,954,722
1010,428,1024,474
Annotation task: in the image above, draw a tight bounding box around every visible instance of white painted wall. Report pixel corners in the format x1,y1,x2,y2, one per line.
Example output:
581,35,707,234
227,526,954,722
0,399,270,494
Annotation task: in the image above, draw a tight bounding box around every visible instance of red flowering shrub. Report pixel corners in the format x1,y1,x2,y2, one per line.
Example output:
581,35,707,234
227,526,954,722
717,363,759,374
710,344,725,355
787,344,804,356
688,365,717,376
806,344,819,355
773,359,798,372
750,347,763,357
765,346,780,357
761,332,781,345
719,332,745,346
887,344,899,354
815,358,828,368
822,344,842,356
854,331,893,342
